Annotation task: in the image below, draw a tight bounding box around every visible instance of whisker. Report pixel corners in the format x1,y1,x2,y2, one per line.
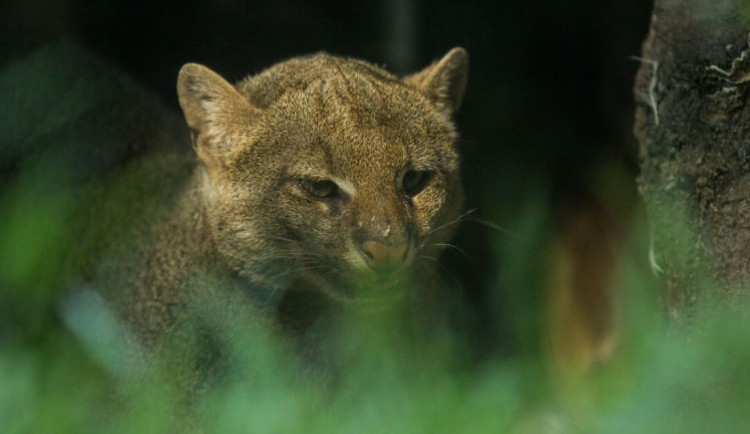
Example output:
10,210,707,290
429,243,473,261
249,255,313,265
253,252,319,261
427,208,518,239
426,208,478,236
263,235,303,244
462,218,517,237
265,264,329,282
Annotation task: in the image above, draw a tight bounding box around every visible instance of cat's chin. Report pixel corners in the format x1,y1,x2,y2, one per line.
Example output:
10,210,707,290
304,267,414,308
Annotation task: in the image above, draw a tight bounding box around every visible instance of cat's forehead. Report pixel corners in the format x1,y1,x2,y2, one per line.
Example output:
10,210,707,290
238,53,402,108
267,73,451,141
241,53,445,136
262,86,454,177
244,56,457,179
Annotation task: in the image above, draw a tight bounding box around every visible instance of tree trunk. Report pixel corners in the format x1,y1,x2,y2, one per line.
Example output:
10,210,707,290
635,0,750,322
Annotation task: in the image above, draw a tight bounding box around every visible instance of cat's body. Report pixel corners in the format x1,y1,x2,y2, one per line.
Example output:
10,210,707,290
77,48,469,361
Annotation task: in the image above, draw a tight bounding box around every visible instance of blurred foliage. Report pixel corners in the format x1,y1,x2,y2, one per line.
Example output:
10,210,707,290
4,150,750,433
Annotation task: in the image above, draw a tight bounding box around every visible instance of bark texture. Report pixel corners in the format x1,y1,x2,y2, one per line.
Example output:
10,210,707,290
635,0,750,322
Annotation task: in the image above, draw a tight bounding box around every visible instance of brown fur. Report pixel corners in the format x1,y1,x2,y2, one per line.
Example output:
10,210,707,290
80,49,469,354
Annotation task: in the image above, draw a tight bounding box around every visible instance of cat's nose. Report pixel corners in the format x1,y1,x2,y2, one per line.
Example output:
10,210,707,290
361,240,409,272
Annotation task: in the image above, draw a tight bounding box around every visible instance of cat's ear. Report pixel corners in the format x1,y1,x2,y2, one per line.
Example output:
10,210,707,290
403,47,469,117
177,63,258,165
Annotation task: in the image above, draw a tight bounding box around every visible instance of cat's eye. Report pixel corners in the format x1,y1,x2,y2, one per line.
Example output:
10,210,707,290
401,170,431,197
300,179,339,199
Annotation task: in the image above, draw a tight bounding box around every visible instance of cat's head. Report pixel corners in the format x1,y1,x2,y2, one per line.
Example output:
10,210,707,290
177,48,468,303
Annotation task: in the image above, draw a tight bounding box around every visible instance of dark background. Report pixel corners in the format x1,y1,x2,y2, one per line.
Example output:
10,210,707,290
1,0,653,357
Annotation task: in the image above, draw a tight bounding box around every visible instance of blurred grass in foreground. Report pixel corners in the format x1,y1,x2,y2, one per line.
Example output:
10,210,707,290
3,155,750,434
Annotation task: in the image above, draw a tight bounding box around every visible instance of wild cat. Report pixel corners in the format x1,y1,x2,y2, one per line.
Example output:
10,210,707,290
76,48,469,364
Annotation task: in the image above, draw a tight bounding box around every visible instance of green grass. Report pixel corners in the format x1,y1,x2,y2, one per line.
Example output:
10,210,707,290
3,157,750,434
